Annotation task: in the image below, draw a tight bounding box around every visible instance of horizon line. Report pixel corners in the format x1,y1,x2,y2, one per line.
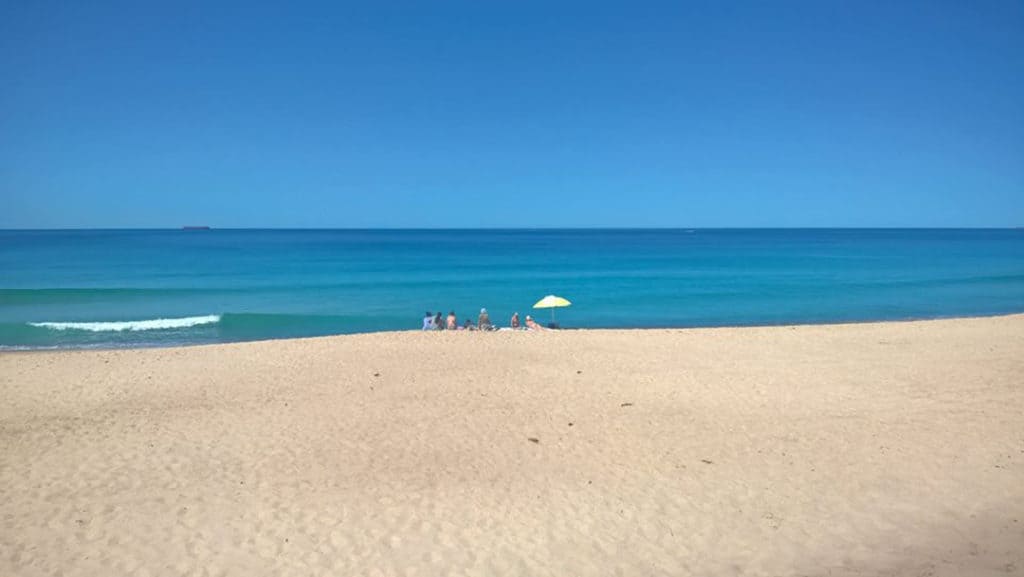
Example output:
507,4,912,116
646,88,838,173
2,226,1023,232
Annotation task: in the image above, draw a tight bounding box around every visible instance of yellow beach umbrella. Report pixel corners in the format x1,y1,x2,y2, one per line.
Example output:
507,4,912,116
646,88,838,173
533,294,572,326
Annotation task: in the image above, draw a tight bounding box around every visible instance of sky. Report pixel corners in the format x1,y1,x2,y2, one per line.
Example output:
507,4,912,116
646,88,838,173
1,1,1022,228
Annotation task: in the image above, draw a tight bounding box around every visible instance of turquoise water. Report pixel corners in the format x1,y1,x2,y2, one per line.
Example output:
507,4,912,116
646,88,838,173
1,229,1022,349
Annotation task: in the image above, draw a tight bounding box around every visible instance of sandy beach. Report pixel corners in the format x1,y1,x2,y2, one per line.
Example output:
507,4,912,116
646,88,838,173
1,315,1022,577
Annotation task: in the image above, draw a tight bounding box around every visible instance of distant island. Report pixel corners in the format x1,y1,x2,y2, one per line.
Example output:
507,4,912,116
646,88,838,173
181,226,211,230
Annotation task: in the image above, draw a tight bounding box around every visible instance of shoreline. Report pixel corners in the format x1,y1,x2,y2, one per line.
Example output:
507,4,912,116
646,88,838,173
3,310,1024,354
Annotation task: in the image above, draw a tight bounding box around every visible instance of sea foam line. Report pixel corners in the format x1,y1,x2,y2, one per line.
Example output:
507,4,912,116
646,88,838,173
29,315,221,332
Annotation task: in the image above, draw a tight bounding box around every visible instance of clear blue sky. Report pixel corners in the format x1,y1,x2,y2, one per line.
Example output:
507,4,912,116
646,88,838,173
1,1,1021,228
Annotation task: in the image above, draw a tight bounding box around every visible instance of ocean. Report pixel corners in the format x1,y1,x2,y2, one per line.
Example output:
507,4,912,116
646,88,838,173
1,229,1022,349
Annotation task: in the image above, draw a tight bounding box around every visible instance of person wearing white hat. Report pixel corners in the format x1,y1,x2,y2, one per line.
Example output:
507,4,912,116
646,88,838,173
478,308,492,330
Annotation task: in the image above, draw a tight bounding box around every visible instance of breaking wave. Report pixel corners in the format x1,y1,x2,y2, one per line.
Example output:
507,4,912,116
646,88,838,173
29,315,222,332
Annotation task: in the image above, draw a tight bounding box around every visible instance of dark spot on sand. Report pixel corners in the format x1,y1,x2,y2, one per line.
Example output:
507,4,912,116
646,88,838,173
701,459,713,465
528,437,540,444
577,370,582,374
374,373,380,377
568,422,574,427
620,402,633,407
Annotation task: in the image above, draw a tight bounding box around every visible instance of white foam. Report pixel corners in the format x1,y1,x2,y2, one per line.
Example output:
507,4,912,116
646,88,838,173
30,315,221,332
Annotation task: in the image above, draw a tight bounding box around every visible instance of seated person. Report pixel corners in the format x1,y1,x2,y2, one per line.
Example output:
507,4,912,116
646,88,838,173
478,308,493,330
446,311,457,330
525,315,545,330
510,312,520,329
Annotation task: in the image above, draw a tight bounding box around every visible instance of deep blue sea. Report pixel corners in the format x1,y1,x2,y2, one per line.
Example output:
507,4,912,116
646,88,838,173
1,229,1023,349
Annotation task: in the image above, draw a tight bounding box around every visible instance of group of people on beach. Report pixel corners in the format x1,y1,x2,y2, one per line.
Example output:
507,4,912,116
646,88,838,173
421,308,545,331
